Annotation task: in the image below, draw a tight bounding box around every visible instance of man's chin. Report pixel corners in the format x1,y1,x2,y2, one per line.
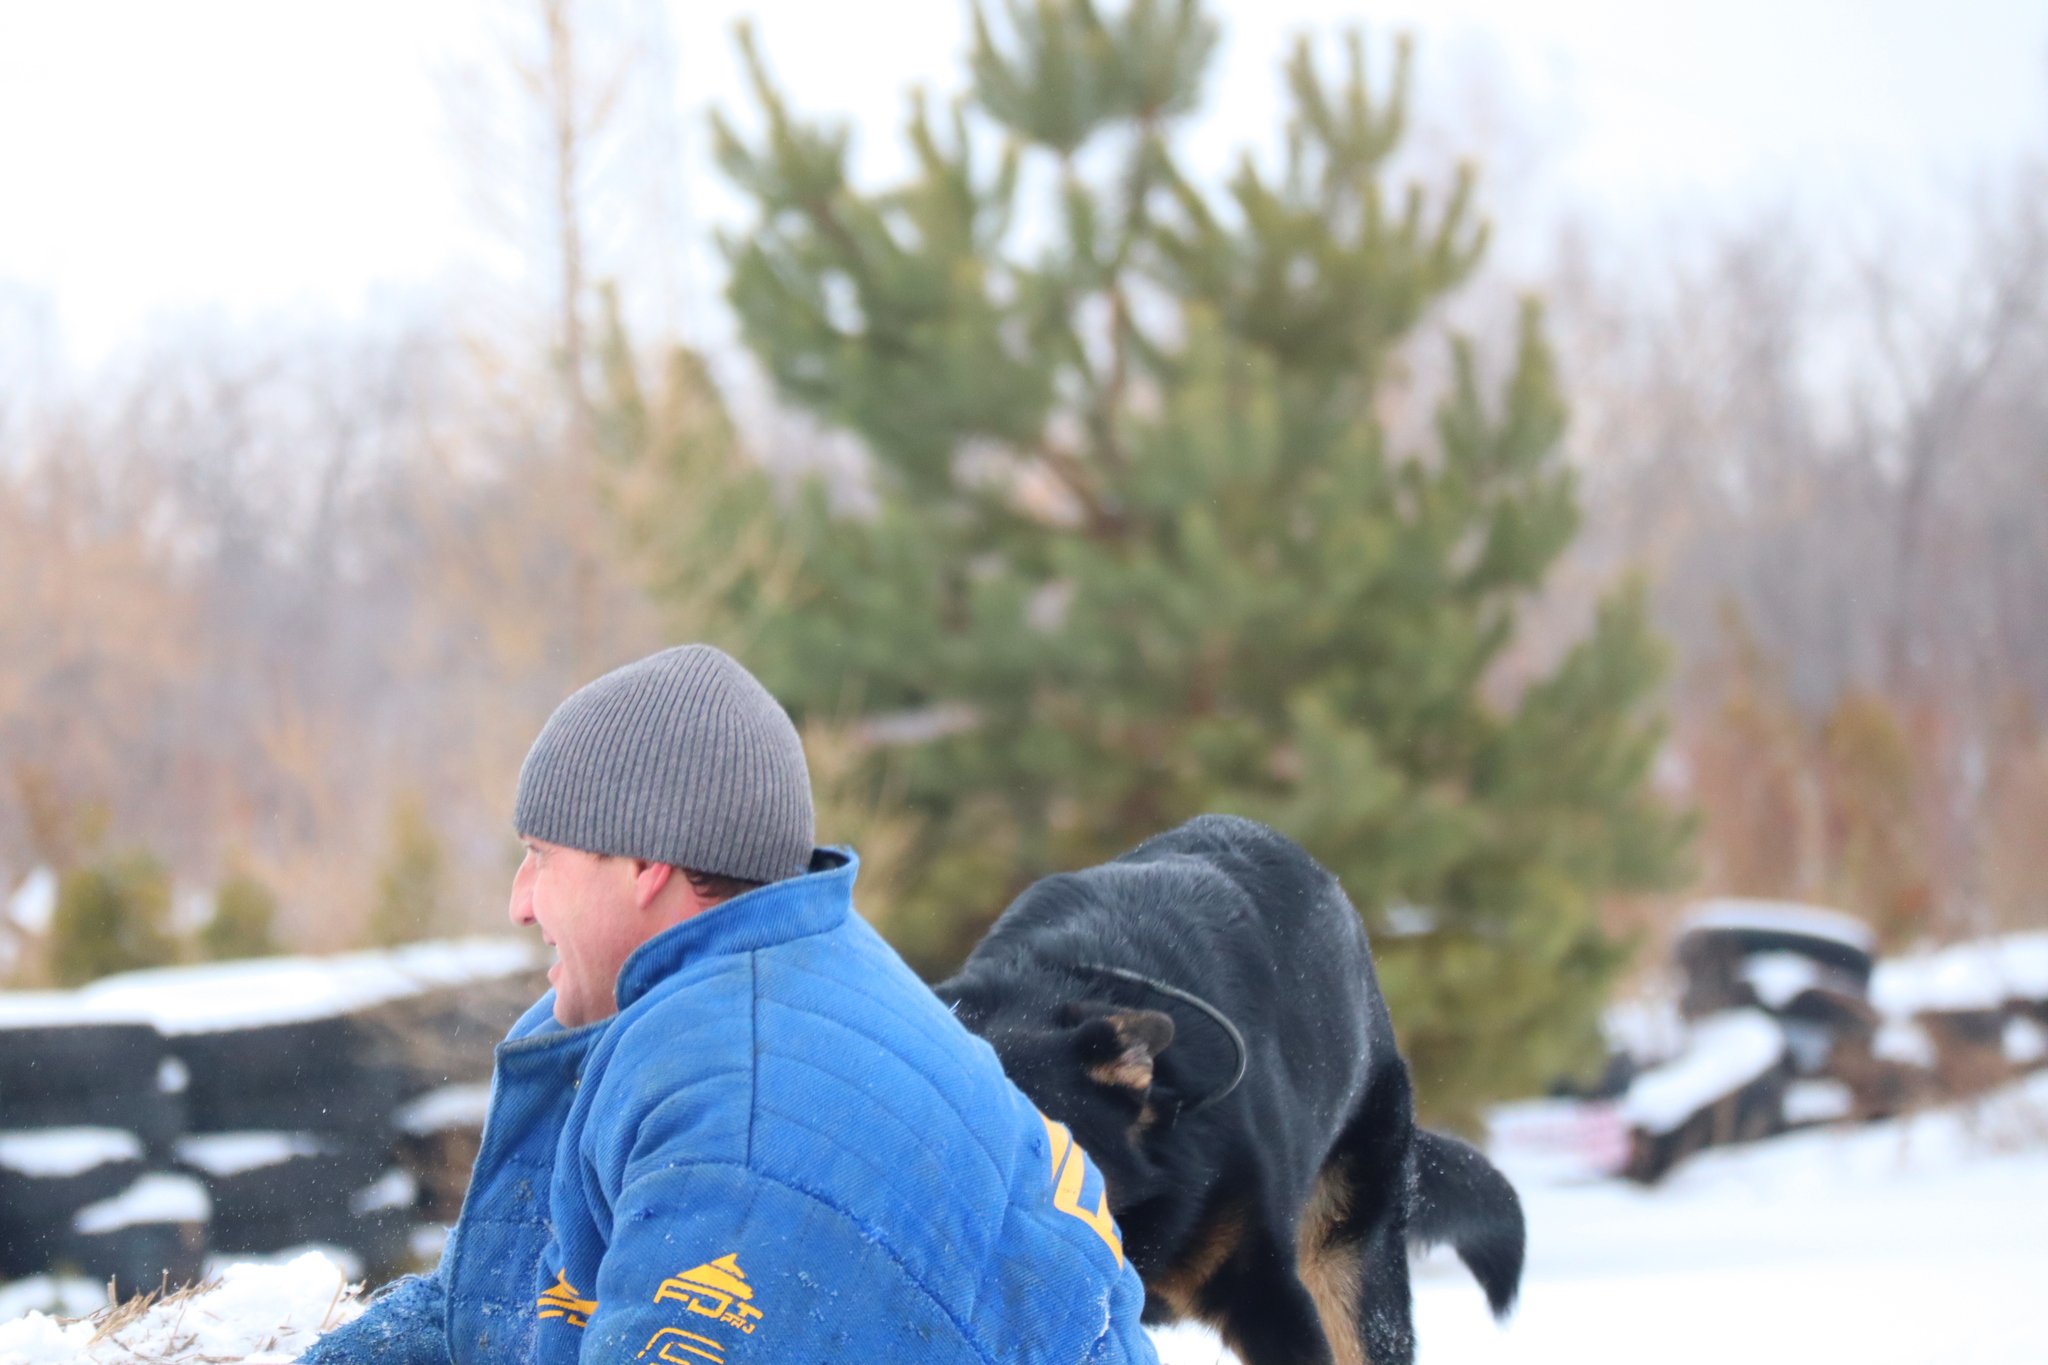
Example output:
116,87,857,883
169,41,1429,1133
547,961,580,1023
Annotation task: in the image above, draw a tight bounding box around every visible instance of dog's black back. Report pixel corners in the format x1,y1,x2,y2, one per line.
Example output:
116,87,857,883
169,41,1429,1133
935,815,1521,1365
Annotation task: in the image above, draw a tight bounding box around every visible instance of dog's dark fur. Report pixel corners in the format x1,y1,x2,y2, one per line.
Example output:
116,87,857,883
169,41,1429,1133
934,815,1523,1365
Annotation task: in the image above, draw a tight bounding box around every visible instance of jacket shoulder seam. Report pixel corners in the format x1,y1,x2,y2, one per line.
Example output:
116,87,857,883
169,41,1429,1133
747,949,759,1166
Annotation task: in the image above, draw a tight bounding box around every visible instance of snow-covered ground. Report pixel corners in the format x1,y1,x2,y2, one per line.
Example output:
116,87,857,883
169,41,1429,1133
0,1253,361,1364
5,1075,2045,1364
1162,1070,2048,1365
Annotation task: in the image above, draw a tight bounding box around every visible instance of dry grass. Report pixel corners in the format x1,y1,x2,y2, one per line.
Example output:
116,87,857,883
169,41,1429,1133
42,1268,364,1365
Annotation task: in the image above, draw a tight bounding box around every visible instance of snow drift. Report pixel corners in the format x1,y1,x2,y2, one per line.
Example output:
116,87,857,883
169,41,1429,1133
0,1252,362,1365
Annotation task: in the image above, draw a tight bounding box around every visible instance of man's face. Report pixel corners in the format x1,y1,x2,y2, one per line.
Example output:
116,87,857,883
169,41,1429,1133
509,837,647,1027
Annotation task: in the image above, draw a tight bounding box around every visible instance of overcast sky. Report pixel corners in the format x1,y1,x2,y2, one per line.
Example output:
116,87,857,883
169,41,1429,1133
1,0,2043,367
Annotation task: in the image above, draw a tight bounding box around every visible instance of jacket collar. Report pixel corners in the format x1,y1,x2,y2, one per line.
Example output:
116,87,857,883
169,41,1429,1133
614,847,857,1012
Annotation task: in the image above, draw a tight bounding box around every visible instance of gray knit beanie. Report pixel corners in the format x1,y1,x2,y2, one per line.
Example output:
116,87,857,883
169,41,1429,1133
513,645,814,883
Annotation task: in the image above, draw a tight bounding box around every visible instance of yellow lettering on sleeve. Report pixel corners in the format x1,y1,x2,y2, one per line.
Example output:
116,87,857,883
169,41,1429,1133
1038,1112,1124,1265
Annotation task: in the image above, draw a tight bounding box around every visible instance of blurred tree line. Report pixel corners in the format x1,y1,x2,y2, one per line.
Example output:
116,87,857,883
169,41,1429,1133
1544,171,2048,953
3,0,2046,1125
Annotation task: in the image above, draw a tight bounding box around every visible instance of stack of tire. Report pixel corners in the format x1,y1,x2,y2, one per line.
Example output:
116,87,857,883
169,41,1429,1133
0,1008,209,1292
165,1014,417,1277
1617,898,1884,1182
0,941,547,1291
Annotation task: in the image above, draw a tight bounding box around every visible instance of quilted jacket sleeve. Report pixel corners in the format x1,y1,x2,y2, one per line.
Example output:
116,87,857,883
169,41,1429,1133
298,1271,452,1365
570,1161,986,1365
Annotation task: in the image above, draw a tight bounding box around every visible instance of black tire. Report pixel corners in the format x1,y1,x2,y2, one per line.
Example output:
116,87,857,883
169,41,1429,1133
171,1020,406,1136
0,1150,147,1278
68,1219,208,1294
182,1139,392,1252
0,1025,180,1149
200,1148,416,1282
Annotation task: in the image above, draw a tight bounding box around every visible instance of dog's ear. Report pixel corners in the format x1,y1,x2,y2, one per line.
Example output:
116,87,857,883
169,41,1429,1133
1073,1010,1176,1093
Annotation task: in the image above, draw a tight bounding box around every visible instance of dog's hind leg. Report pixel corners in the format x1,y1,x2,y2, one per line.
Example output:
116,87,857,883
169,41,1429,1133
1349,1212,1415,1365
1303,1065,1418,1365
1298,1160,1416,1365
1203,1219,1338,1365
1297,1165,1366,1365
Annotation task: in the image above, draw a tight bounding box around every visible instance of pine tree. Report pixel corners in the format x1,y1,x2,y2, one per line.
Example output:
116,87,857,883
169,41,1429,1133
368,793,448,947
49,851,178,986
591,294,927,935
199,869,282,960
593,287,796,653
709,0,1687,1126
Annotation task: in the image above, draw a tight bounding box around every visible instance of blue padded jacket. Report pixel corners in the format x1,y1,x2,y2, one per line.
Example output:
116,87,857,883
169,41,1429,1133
302,850,1157,1365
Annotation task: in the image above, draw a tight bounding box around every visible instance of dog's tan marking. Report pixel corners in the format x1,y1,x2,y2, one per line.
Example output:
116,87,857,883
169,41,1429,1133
1087,1054,1156,1091
1087,1011,1174,1093
1152,1202,1245,1323
1297,1163,1367,1365
1130,1099,1159,1137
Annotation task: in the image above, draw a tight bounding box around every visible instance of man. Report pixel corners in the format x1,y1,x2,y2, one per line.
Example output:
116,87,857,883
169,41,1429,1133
305,645,1156,1365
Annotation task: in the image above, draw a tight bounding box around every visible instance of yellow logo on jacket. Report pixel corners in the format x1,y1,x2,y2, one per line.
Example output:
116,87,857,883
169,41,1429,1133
638,1326,730,1364
536,1269,596,1328
653,1253,764,1334
1041,1112,1124,1265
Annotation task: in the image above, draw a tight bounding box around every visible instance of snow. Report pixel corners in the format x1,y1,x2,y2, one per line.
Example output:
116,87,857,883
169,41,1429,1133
394,1082,492,1135
0,1128,142,1178
0,1283,99,1328
0,992,150,1030
2002,1015,2046,1065
1873,1016,1938,1066
171,888,215,937
6,869,56,936
203,1246,362,1285
1481,1100,1630,1183
1155,1070,2048,1365
1781,1077,1854,1124
1617,1009,1784,1134
1871,932,2048,1015
1384,903,1439,937
347,1168,417,1215
1681,898,1876,954
1599,996,1685,1065
0,937,539,1033
71,1174,211,1234
407,1224,450,1262
175,1133,332,1177
1738,950,1821,1009
6,1081,2047,1363
71,937,542,1035
0,1251,362,1365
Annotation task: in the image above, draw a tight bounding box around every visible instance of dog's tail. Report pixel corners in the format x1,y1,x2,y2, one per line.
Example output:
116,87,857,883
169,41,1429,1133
1407,1128,1525,1318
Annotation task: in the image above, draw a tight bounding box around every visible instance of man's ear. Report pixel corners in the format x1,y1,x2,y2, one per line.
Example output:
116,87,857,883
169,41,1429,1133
632,859,676,911
1073,1010,1176,1093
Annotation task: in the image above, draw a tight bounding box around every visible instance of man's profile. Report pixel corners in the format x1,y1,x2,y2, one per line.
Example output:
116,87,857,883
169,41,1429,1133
302,645,1156,1364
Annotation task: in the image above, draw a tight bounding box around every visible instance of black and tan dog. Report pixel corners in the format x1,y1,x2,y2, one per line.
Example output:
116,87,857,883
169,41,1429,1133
935,815,1523,1365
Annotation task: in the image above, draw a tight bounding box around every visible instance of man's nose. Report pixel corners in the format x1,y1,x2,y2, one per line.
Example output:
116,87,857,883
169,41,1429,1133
509,853,538,927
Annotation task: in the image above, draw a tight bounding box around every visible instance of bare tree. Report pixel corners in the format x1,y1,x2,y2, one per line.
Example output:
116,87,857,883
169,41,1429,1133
1548,152,2048,939
441,0,685,673
1857,170,2048,695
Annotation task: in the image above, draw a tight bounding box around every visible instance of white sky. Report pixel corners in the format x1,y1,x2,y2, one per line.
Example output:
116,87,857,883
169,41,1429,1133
0,0,2043,367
